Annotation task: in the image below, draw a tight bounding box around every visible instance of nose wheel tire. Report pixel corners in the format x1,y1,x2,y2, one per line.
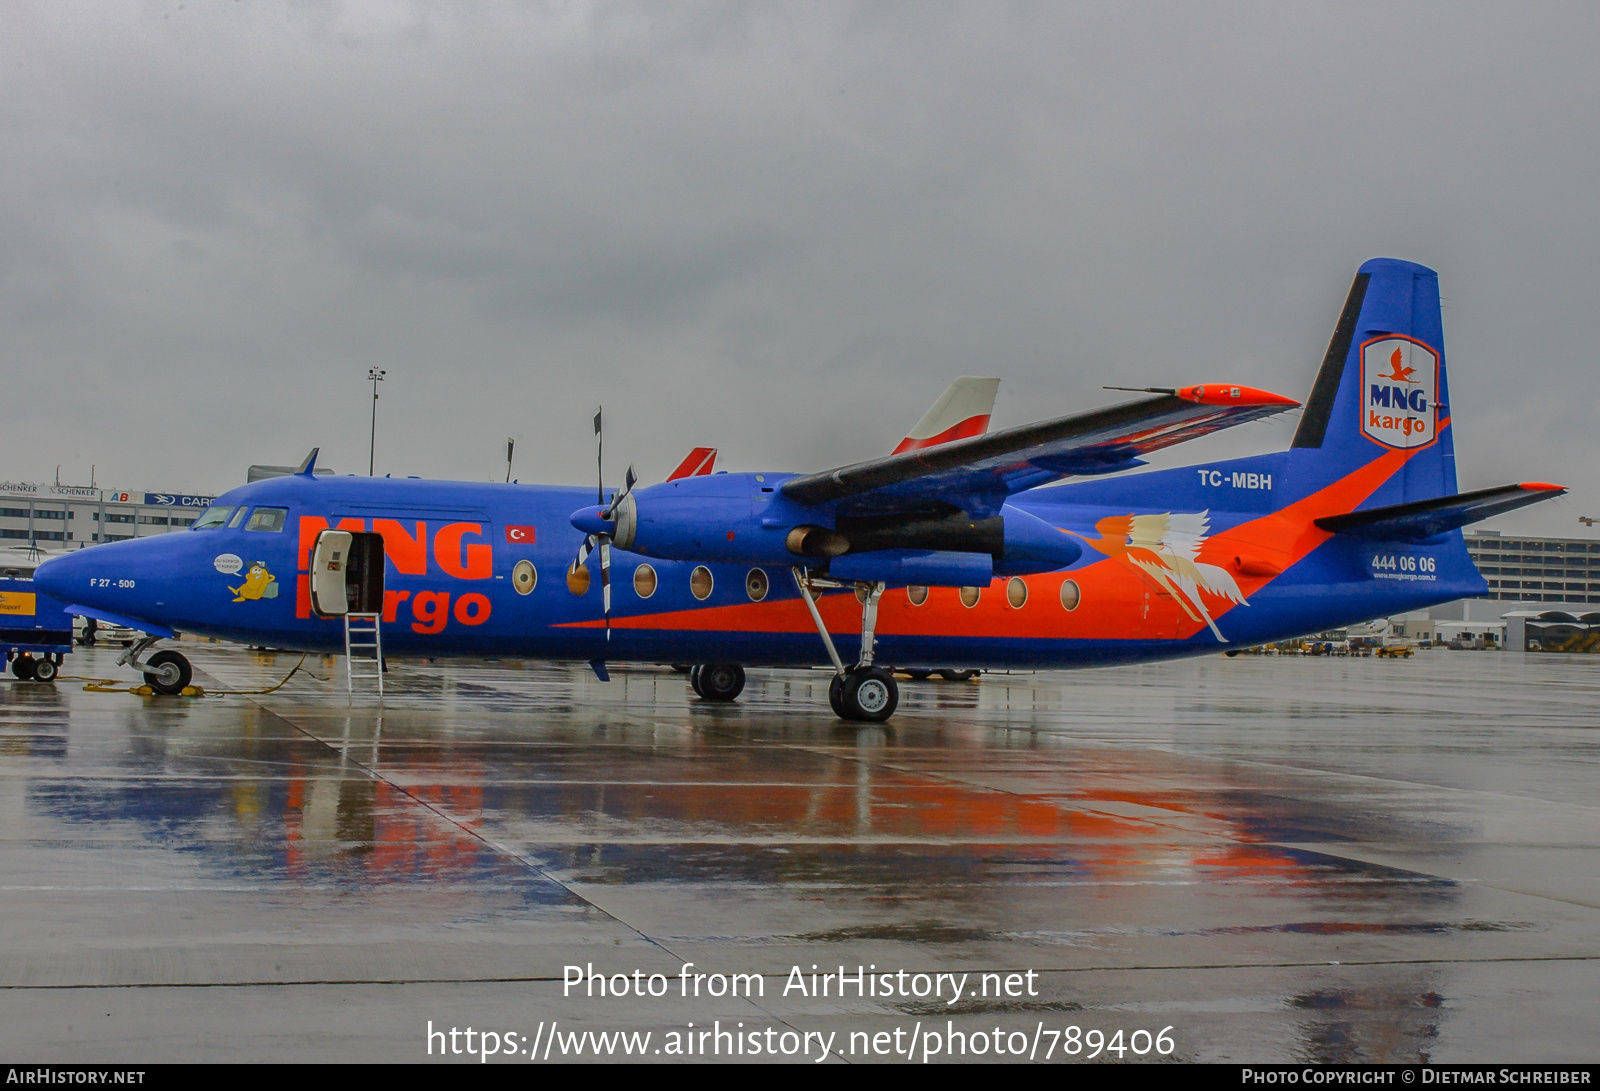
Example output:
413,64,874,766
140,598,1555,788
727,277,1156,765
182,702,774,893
694,663,745,702
31,658,57,683
10,655,36,681
837,666,898,723
143,650,193,696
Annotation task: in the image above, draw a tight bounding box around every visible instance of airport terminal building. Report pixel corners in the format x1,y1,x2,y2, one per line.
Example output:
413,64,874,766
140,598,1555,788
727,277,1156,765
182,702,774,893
0,481,215,574
1463,529,1600,605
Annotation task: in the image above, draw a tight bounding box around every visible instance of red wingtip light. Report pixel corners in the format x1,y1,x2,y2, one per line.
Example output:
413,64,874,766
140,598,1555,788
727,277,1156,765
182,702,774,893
1520,482,1566,492
1176,384,1300,407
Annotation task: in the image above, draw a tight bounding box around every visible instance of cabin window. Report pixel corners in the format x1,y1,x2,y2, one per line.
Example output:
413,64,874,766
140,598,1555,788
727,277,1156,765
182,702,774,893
634,564,658,599
959,586,981,608
227,507,250,529
1060,579,1081,611
192,507,233,530
906,585,929,606
566,562,591,596
245,507,288,533
745,568,768,602
690,566,713,601
512,560,537,595
1006,577,1028,609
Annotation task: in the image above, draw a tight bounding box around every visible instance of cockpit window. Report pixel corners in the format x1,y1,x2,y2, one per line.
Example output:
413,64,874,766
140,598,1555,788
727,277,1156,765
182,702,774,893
191,506,234,530
228,507,250,529
244,507,288,533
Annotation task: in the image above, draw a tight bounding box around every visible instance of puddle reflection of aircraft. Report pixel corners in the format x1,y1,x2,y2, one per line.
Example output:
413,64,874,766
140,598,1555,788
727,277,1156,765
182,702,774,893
35,259,1561,721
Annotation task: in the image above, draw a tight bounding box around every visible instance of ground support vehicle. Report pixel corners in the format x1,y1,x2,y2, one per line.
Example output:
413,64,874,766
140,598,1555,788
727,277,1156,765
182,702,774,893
0,578,73,682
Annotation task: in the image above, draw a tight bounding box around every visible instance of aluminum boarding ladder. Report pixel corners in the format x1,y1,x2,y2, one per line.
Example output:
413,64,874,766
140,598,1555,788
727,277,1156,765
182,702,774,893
343,612,383,698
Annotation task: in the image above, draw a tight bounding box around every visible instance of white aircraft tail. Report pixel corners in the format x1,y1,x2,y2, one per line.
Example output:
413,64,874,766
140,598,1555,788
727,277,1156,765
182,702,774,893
891,376,1001,454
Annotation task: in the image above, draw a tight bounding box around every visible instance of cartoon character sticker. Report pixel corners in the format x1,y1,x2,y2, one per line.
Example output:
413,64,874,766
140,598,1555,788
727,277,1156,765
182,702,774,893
231,561,279,602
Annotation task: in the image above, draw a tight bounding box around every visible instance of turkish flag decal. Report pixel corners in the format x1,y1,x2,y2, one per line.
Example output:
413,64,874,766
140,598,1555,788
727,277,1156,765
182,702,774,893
505,525,537,543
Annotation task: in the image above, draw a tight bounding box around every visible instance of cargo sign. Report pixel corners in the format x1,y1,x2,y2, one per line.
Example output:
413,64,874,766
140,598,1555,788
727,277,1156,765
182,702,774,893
143,494,217,508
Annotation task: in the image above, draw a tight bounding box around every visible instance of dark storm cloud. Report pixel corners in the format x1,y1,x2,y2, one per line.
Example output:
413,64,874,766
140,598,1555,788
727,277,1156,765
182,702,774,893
1,2,1596,532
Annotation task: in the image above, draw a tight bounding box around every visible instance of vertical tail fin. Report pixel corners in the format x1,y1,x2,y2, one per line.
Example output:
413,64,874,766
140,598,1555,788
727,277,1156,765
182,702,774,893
892,376,1001,454
664,447,717,481
1284,258,1457,506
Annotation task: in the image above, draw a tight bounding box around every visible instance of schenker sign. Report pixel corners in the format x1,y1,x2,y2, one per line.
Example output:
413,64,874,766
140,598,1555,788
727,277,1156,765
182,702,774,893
0,483,216,507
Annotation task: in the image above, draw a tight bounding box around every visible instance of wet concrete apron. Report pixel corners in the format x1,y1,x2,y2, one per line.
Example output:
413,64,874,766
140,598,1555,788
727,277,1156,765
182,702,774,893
0,646,1595,1062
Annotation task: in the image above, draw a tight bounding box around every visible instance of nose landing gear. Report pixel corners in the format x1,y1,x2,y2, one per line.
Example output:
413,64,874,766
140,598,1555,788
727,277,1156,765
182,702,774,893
121,636,194,696
795,569,899,723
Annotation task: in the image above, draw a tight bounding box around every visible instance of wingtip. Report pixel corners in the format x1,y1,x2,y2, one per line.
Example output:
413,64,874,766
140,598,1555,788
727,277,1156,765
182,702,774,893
1520,482,1567,493
1176,385,1300,408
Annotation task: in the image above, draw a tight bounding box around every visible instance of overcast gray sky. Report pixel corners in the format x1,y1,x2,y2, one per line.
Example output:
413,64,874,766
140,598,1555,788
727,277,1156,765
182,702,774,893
2,1,1596,534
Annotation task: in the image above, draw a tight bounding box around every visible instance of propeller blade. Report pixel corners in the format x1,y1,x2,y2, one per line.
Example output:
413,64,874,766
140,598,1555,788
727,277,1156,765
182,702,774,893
594,405,604,504
600,538,612,641
603,463,639,519
574,533,596,572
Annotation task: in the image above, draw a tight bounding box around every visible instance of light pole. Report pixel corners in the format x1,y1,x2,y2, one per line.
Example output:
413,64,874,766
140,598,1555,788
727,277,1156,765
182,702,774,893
367,369,386,476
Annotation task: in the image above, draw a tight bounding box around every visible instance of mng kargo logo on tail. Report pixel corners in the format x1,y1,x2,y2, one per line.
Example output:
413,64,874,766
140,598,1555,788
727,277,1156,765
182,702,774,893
1360,335,1439,450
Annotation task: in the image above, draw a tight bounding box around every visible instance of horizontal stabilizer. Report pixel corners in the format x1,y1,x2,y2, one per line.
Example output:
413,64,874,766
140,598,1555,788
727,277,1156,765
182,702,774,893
1314,483,1566,540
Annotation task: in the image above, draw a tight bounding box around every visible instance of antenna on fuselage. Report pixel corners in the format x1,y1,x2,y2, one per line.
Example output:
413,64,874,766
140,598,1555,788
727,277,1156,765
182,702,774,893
295,448,321,478
505,438,515,484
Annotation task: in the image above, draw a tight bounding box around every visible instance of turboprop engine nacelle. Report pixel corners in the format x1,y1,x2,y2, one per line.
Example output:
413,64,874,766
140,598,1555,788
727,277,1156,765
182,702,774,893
570,473,808,566
568,472,1082,578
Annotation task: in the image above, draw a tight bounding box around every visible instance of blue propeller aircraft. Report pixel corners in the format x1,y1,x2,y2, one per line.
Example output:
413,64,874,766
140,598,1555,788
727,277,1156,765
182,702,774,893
32,258,1563,721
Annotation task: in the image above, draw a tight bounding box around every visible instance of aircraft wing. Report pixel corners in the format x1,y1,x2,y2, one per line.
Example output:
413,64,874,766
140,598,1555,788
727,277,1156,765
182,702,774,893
1314,482,1566,540
782,385,1298,517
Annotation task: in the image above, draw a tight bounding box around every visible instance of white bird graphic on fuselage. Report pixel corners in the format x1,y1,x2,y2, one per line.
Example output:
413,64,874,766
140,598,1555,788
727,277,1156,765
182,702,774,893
1073,511,1248,641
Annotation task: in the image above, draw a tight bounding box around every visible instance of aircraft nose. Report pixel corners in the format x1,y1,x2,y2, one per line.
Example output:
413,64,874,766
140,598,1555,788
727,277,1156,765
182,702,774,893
569,505,613,538
32,550,88,601
31,535,180,628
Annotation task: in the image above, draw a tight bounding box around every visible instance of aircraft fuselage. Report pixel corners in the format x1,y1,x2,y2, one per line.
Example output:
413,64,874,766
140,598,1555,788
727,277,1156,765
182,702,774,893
34,453,1485,670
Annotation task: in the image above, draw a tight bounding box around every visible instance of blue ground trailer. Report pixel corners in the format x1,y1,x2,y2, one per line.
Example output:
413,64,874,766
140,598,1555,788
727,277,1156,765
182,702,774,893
0,577,74,682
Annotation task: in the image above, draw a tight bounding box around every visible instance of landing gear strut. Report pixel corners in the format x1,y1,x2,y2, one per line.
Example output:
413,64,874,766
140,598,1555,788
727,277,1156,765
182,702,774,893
120,636,193,696
794,568,899,723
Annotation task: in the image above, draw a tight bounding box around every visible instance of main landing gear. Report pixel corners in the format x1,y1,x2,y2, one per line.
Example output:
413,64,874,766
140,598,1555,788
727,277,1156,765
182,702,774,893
794,568,899,723
689,662,746,702
121,636,193,696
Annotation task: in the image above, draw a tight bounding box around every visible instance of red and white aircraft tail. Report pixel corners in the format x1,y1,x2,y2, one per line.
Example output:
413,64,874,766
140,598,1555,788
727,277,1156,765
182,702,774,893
891,376,1001,454
664,446,718,481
